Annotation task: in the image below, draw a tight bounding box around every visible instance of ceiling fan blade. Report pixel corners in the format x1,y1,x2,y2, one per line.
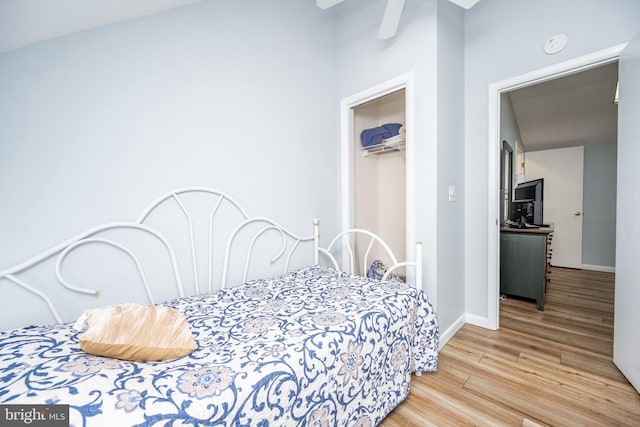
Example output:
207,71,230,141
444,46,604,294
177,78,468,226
447,0,480,9
377,0,405,40
316,0,345,9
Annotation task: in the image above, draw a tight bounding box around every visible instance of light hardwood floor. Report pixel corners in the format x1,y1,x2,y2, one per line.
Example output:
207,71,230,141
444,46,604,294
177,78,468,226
381,267,640,426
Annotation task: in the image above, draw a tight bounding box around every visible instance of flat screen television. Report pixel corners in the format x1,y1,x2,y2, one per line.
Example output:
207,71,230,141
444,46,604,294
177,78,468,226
510,178,544,226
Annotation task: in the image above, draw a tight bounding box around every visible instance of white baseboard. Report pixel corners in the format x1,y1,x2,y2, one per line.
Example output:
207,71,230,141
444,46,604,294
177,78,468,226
439,314,493,348
465,313,490,329
439,314,466,347
581,264,615,273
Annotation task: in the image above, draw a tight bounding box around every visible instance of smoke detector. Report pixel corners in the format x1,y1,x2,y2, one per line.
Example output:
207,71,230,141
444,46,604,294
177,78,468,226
544,34,568,55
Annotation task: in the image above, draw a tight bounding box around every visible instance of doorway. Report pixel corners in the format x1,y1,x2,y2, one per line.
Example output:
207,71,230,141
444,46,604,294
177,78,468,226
487,44,625,330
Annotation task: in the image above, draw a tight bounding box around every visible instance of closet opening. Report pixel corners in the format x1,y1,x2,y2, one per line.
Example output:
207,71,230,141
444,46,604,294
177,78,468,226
352,89,407,273
339,72,415,285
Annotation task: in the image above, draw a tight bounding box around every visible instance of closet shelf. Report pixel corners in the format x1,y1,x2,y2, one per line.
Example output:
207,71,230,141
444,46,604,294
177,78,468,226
361,141,406,155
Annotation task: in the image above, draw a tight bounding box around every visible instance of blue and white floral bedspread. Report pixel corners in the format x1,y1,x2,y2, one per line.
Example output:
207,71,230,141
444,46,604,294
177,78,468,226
0,265,439,426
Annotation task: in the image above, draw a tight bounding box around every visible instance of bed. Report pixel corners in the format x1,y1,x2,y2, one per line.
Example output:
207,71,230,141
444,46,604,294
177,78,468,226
0,187,439,426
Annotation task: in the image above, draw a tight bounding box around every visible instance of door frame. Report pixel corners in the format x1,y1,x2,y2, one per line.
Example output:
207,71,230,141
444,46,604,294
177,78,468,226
339,72,416,280
486,44,626,330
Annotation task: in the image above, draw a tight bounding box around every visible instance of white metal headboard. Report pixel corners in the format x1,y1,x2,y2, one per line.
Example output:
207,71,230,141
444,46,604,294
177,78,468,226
135,187,251,295
0,187,315,329
0,222,184,325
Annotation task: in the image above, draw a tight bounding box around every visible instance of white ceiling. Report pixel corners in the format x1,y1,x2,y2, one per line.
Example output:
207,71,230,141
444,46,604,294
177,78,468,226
0,0,205,53
508,61,619,152
1,1,619,152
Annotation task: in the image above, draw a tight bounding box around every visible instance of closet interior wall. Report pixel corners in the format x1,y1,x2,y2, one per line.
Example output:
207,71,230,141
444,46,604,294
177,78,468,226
353,89,407,273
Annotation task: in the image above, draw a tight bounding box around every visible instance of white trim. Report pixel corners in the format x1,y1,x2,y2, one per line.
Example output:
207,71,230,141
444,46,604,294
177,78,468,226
465,313,488,329
487,44,626,330
439,314,466,347
439,313,489,349
581,264,616,273
339,72,416,283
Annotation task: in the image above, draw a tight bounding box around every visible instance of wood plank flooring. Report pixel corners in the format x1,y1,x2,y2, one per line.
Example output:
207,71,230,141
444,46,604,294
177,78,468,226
380,267,640,426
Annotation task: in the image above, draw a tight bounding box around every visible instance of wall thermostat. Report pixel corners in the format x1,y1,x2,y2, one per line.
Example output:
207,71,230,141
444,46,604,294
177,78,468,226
544,33,568,55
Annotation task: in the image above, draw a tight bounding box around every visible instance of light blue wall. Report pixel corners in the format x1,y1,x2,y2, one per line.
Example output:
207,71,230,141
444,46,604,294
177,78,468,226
334,0,467,330
335,0,440,303
0,0,338,268
0,0,340,328
0,0,470,332
583,141,617,269
500,94,522,160
464,0,640,319
435,1,466,331
3,0,635,332
499,93,522,224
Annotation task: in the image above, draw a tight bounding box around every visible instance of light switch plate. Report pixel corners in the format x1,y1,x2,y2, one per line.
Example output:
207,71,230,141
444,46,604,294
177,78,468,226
448,185,456,202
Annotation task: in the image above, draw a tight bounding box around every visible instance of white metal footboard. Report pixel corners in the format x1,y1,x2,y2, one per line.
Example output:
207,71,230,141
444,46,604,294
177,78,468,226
313,220,423,289
221,217,315,289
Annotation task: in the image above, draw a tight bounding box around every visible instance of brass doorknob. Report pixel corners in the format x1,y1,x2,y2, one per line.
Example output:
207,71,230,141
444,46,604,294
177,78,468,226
574,211,581,216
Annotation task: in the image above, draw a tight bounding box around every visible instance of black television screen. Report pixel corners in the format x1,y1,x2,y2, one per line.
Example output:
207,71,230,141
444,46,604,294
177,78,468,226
511,178,544,225
514,178,543,202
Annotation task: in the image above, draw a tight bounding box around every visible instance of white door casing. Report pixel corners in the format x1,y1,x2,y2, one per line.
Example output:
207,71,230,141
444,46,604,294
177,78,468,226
525,146,584,269
487,44,626,330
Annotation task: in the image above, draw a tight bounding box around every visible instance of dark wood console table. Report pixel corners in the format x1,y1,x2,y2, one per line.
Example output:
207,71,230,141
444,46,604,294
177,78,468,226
500,226,553,311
